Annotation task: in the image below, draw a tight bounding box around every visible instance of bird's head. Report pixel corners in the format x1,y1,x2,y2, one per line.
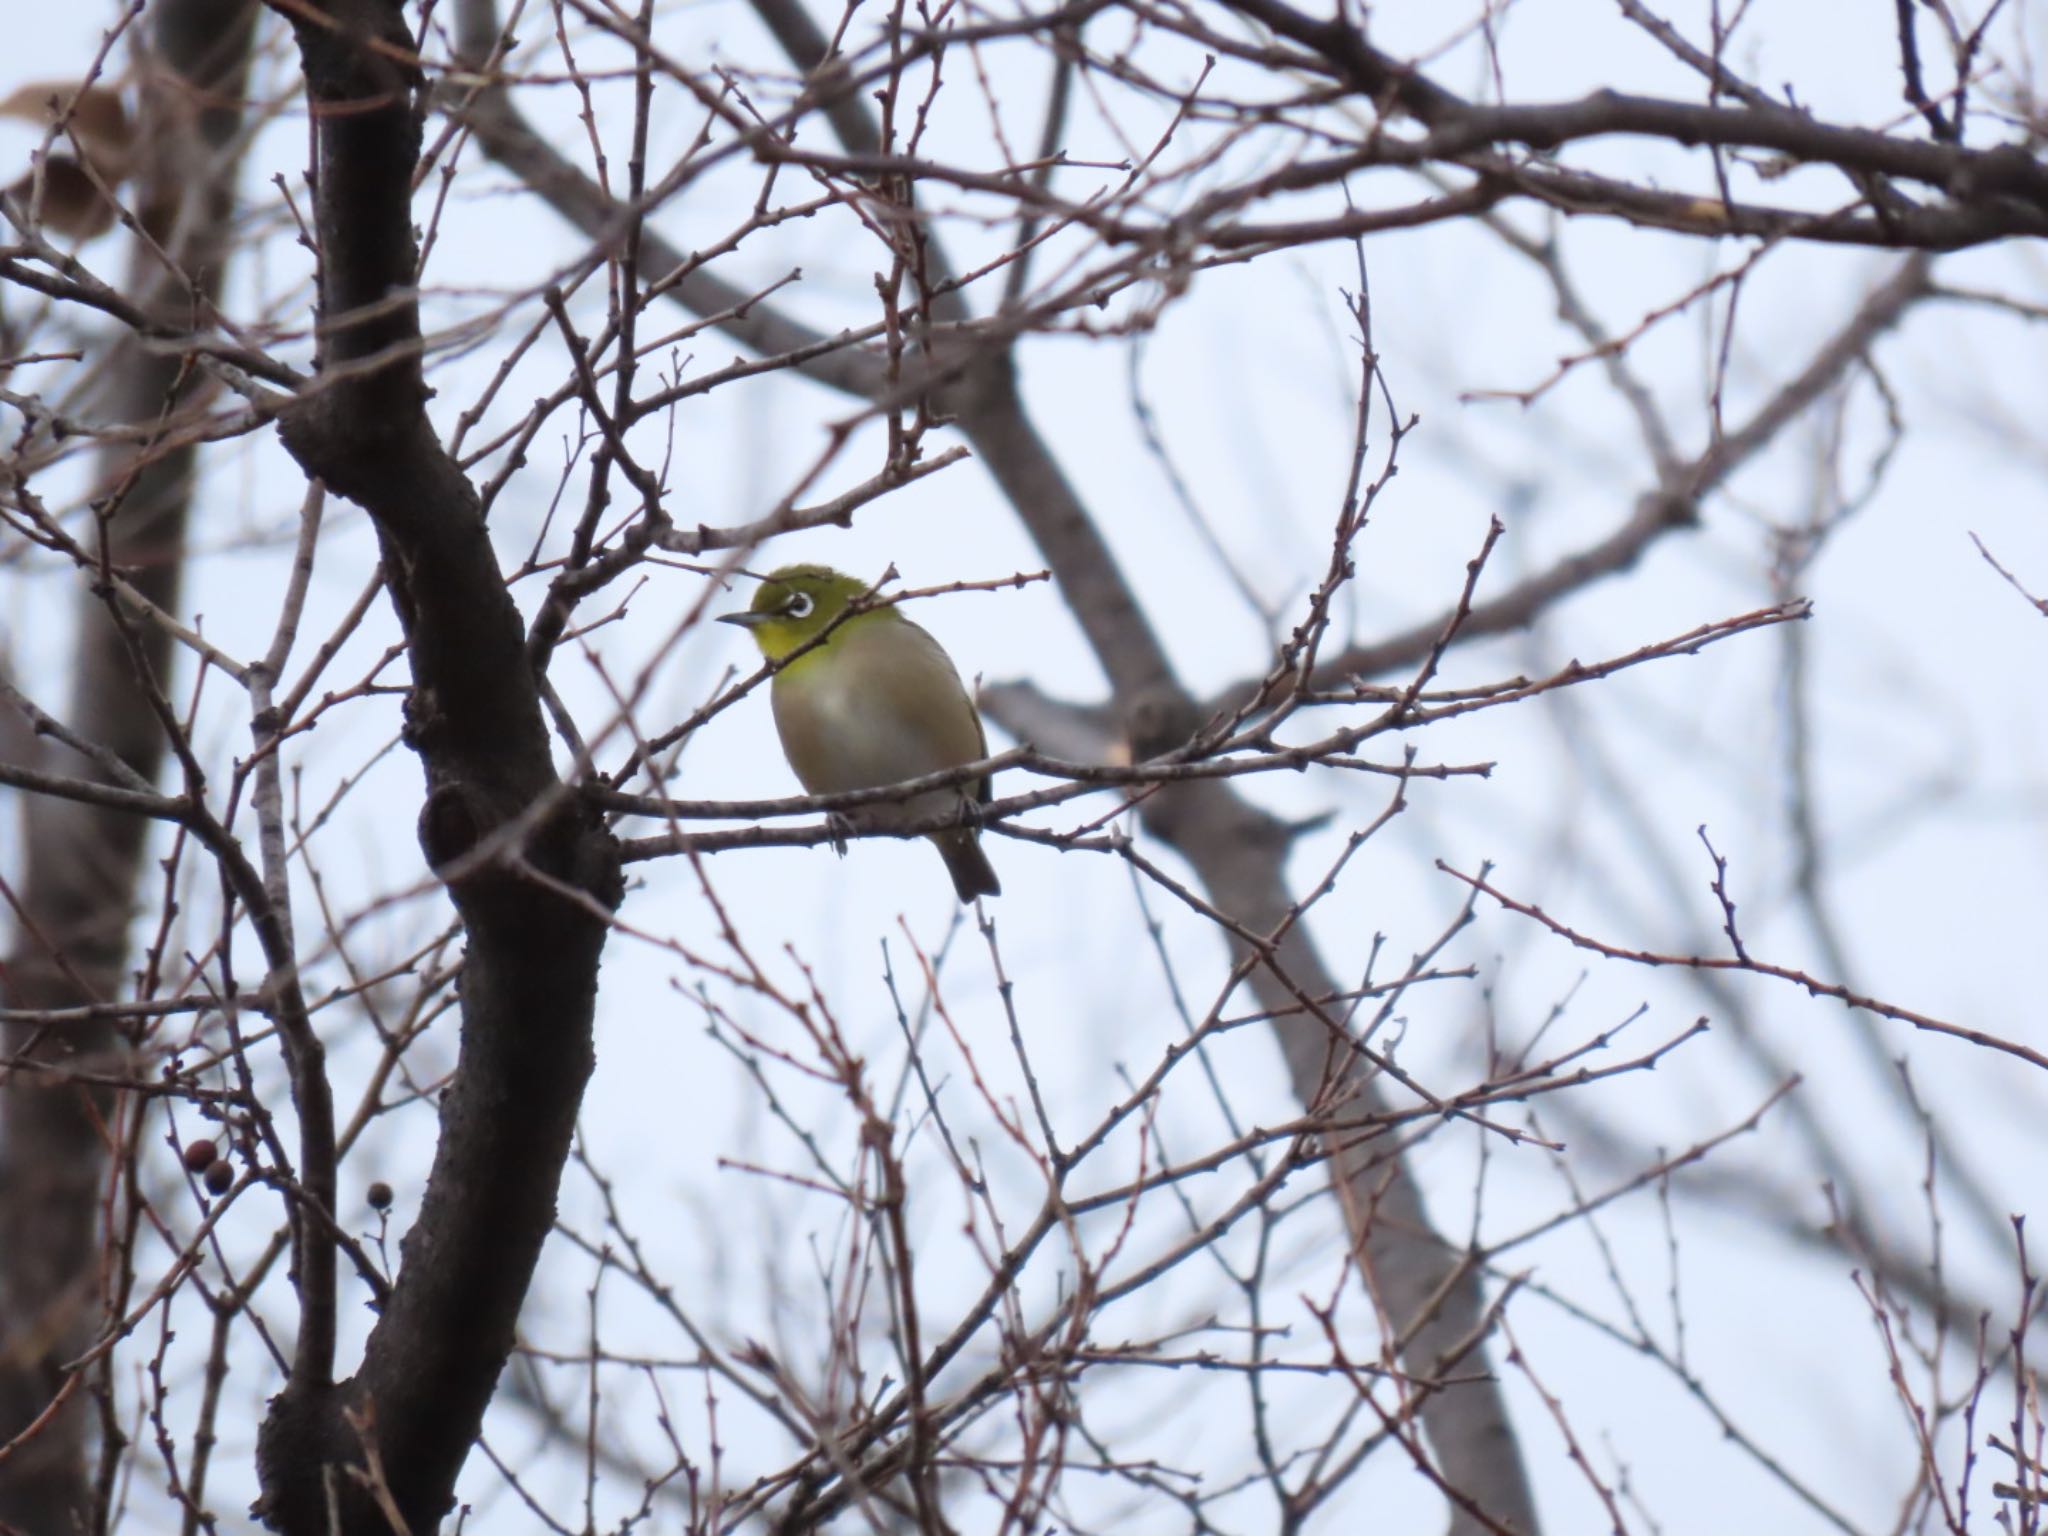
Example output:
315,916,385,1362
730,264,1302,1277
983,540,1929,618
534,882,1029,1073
718,564,880,661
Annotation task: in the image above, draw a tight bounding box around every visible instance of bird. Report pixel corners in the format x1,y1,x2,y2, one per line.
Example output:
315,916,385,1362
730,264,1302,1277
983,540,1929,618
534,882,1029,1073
719,564,1002,902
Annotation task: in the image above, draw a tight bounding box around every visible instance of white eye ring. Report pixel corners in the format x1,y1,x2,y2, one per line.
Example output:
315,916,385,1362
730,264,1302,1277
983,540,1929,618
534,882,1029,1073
785,591,814,619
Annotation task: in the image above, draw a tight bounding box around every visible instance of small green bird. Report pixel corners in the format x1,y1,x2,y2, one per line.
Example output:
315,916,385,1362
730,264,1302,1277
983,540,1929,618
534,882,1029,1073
719,564,1002,902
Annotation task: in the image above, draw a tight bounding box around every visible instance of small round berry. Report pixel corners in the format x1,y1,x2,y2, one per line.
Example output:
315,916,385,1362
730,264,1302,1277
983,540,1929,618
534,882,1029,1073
182,1138,217,1174
367,1181,394,1212
202,1160,234,1197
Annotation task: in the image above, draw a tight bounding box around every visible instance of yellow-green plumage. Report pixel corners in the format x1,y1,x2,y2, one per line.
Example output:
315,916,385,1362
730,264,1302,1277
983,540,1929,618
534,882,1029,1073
720,565,1001,902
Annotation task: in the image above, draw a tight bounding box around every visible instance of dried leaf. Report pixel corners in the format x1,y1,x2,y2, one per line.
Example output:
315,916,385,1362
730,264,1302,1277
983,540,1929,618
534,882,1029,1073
5,158,117,239
0,80,134,183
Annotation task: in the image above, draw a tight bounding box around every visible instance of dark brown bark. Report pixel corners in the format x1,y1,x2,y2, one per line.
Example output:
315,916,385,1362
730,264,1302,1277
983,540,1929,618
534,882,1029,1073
248,3,622,1532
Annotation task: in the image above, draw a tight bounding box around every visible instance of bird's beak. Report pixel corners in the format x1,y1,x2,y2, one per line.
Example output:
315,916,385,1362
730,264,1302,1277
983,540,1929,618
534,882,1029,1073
718,610,770,628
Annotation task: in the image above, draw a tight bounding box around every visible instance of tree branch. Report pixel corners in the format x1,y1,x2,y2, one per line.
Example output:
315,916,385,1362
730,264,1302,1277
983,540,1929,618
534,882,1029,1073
251,3,624,1532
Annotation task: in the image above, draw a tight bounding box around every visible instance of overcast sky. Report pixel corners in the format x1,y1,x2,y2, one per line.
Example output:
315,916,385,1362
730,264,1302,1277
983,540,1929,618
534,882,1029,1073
5,2,2048,1531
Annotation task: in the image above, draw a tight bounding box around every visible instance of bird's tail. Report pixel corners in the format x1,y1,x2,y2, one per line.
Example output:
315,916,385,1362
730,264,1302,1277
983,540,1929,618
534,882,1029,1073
933,831,1002,902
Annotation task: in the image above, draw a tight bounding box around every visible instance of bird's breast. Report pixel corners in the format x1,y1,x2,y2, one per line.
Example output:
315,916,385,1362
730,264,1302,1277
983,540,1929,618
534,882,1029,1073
769,621,983,828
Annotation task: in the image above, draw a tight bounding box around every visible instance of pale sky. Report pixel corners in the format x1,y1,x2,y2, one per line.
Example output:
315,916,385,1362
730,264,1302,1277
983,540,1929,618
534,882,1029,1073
4,2,2047,1531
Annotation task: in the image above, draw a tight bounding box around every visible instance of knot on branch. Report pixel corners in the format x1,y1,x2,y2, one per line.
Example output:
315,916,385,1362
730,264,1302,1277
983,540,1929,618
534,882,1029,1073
253,1376,361,1534
1643,487,1698,532
419,781,624,934
1949,142,2048,209
567,798,629,914
276,391,431,509
419,782,497,872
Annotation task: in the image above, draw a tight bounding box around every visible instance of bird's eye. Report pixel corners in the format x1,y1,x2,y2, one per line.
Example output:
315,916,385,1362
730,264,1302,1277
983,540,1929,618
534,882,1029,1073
785,591,814,619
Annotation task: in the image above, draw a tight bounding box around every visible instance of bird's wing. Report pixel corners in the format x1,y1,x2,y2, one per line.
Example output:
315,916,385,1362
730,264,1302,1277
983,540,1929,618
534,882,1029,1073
857,619,988,793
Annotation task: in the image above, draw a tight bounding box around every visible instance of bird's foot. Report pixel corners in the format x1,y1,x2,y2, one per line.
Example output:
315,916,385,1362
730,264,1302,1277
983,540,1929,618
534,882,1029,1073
825,810,853,856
